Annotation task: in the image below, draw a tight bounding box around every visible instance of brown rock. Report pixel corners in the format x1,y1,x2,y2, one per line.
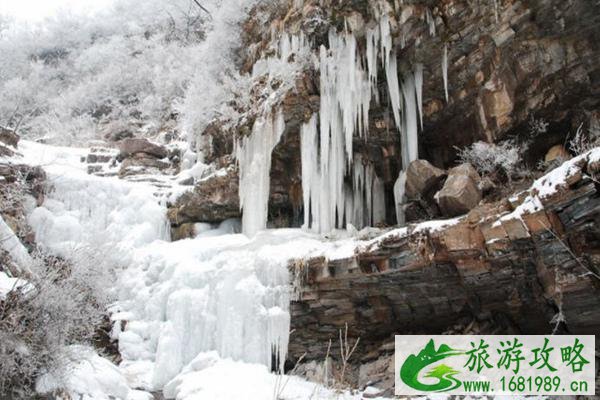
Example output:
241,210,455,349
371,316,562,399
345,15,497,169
168,167,240,225
119,157,170,177
545,144,571,163
118,138,167,159
405,159,447,200
171,223,197,241
449,163,481,184
436,174,482,217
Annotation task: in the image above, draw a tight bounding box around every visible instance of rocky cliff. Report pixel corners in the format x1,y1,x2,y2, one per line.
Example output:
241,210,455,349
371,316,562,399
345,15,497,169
169,0,600,233
287,149,600,393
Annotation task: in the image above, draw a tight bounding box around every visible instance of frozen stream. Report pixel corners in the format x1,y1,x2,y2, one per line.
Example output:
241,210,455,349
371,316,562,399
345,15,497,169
18,141,372,400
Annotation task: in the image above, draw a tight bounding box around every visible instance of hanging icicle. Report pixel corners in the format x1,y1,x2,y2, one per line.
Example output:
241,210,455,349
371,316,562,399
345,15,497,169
393,170,407,226
414,63,424,130
300,8,453,232
237,111,285,236
442,44,449,102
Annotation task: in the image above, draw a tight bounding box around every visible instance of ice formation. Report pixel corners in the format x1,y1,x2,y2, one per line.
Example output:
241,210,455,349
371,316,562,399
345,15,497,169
240,9,439,233
393,170,407,225
236,111,285,236
238,32,311,237
16,140,377,399
442,44,449,102
299,12,436,232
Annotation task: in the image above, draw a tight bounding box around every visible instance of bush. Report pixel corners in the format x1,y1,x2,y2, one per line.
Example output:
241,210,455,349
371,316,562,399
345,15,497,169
0,249,113,398
456,140,521,178
568,123,599,156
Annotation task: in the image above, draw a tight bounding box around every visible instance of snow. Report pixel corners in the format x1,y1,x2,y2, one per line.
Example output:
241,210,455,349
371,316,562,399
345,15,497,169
27,163,169,258
531,151,589,198
0,271,29,300
412,216,462,233
161,353,387,400
36,346,130,400
492,147,600,226
10,137,575,399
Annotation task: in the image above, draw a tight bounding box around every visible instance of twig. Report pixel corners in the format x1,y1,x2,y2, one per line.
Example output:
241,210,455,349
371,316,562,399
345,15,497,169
192,0,212,18
338,323,359,389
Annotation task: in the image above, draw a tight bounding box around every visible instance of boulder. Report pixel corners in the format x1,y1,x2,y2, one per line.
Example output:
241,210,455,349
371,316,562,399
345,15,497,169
119,156,170,177
117,138,168,159
448,163,481,184
405,159,447,200
436,164,482,217
171,223,197,241
0,127,19,148
545,144,571,163
168,167,240,225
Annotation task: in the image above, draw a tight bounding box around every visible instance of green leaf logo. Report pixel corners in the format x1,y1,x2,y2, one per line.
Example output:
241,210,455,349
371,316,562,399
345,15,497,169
400,339,465,392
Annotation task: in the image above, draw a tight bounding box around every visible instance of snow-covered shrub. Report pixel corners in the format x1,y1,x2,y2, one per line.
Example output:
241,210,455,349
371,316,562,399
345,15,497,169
0,0,214,145
0,249,113,398
456,140,521,178
569,123,599,156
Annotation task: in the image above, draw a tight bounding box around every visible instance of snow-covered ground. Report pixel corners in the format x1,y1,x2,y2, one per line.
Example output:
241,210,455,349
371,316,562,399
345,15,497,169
9,141,382,400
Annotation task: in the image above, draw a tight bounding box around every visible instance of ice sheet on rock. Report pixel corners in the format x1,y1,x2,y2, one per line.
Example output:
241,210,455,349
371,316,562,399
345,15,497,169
116,229,367,390
28,170,169,259
0,215,33,276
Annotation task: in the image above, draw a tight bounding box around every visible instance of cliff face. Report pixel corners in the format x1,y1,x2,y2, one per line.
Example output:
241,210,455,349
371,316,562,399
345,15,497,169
288,150,600,393
169,0,600,231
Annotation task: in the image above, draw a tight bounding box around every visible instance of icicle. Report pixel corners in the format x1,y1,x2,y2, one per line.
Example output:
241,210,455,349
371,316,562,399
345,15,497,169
373,176,386,225
237,111,285,236
442,44,449,102
365,163,374,227
426,8,436,37
393,170,407,225
401,73,419,167
385,52,403,133
300,115,318,229
298,18,432,232
379,14,393,66
414,63,424,130
366,26,380,86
